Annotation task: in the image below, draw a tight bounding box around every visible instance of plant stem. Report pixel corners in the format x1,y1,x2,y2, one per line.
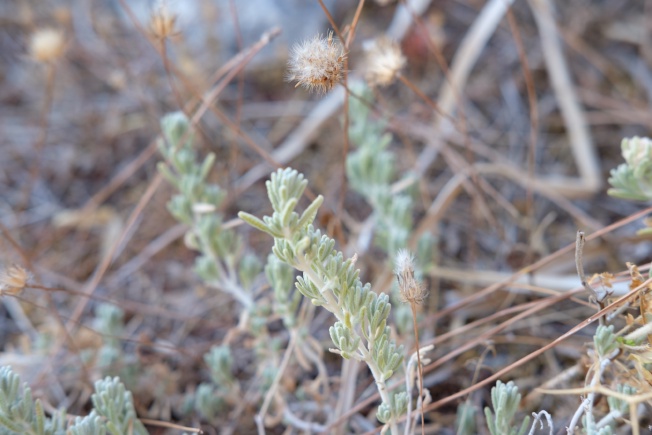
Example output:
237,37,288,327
410,303,425,435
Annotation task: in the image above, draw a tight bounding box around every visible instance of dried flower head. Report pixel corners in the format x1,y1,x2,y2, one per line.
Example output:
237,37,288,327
287,31,346,94
0,265,31,296
29,28,65,63
364,37,406,87
395,249,428,305
149,0,179,40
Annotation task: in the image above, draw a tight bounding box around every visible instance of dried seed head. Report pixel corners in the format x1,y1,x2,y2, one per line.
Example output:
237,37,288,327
287,32,346,94
0,265,31,296
395,249,428,305
29,28,65,63
364,37,406,87
149,0,179,40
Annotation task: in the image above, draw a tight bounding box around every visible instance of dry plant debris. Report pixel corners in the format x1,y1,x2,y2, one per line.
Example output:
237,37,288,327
1,0,652,434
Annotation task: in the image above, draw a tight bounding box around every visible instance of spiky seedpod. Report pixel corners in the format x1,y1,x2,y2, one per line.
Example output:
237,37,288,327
287,32,346,94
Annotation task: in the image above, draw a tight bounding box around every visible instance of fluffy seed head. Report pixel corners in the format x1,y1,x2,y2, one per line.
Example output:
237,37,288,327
149,0,179,40
395,249,428,305
364,37,406,87
29,28,65,63
287,32,346,94
0,265,31,296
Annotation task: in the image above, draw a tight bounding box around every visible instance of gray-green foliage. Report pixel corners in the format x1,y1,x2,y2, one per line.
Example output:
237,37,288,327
608,136,652,201
455,401,477,435
157,111,255,309
346,85,435,336
193,345,235,424
0,366,66,435
346,85,413,255
584,384,636,435
204,345,235,388
90,377,147,435
0,367,145,435
93,304,124,371
484,380,529,435
265,253,300,328
376,392,408,425
194,383,223,426
582,415,614,435
593,325,618,358
67,411,106,435
239,168,407,430
606,384,635,416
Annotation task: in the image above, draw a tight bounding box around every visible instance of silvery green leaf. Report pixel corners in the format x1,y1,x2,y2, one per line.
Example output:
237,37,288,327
280,198,299,227
204,345,234,387
238,212,279,238
295,275,319,299
297,195,324,230
238,254,261,290
199,153,216,180
68,411,108,435
92,377,147,435
266,254,294,297
157,162,179,187
390,392,408,419
456,402,477,435
329,321,360,356
485,381,528,435
376,401,392,424
195,383,224,425
160,111,193,149
594,325,618,358
195,255,220,282
607,384,635,415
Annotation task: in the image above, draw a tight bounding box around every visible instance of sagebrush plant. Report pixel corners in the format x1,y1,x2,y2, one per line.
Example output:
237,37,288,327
239,168,408,433
570,310,649,434
6,2,652,434
192,344,235,424
0,366,66,434
158,110,325,429
346,83,436,339
484,380,530,435
608,136,652,201
157,111,257,310
91,304,130,377
158,111,298,421
347,84,414,257
0,366,145,435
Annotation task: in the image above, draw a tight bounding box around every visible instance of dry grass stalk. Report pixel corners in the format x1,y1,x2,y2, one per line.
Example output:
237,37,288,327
395,249,428,434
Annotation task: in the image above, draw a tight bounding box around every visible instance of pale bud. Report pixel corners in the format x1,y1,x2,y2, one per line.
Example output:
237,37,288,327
29,28,65,63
